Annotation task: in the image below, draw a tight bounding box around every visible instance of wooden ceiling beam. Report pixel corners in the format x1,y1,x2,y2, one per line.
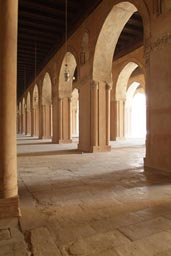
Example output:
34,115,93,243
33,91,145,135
19,11,65,25
18,27,60,39
18,19,64,32
19,1,65,16
18,40,52,49
18,34,55,44
18,47,47,55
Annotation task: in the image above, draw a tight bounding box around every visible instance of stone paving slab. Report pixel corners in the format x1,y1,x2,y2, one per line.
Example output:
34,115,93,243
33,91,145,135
118,216,171,241
0,227,28,256
63,230,131,256
14,135,171,256
31,227,61,256
115,230,171,256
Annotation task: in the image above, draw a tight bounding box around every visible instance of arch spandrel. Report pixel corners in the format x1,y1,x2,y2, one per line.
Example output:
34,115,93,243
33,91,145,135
59,52,77,98
22,98,26,113
26,92,31,111
42,72,52,105
32,84,39,107
72,88,79,110
93,2,137,83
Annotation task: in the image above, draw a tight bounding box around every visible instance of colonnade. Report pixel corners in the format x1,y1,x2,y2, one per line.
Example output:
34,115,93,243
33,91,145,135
1,0,171,218
18,63,146,148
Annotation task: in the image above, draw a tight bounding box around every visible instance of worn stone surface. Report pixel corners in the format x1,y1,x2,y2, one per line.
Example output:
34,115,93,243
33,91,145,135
15,136,171,255
119,217,171,241
0,229,11,241
115,230,171,256
31,227,61,256
65,230,130,255
0,227,28,256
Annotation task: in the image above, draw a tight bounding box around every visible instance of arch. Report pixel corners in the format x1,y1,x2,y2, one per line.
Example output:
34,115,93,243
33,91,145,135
32,84,39,137
92,0,150,85
125,74,146,138
22,97,25,113
26,92,31,110
59,52,77,98
42,72,52,138
125,81,140,109
32,84,39,107
128,66,145,90
114,60,146,139
115,62,138,100
42,72,52,105
26,92,31,135
93,2,138,83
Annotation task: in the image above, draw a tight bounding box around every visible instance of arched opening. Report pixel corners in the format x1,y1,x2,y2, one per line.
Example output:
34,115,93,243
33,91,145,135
26,92,31,135
114,62,146,141
42,72,52,139
125,80,146,138
92,1,145,150
32,84,39,137
131,90,146,138
71,88,79,139
93,2,138,83
115,62,138,139
58,51,78,143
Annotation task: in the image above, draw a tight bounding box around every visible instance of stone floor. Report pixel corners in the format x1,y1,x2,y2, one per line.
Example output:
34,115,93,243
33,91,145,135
1,135,171,255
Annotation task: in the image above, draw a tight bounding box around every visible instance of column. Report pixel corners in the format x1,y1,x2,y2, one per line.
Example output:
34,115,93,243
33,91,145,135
26,109,31,135
68,97,72,141
24,108,27,135
39,96,43,139
20,111,23,134
106,83,111,145
30,95,34,136
116,99,125,140
91,80,98,147
90,80,111,152
0,0,19,217
110,99,117,141
31,107,34,137
59,97,63,142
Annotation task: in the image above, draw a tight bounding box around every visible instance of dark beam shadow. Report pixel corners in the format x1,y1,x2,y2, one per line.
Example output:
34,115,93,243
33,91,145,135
17,149,81,157
18,167,171,198
17,142,52,146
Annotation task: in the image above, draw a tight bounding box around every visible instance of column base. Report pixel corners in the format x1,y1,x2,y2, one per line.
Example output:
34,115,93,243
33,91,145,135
78,144,111,153
52,139,72,144
41,136,52,140
144,157,171,174
90,145,111,152
116,137,126,141
59,139,72,144
0,196,20,218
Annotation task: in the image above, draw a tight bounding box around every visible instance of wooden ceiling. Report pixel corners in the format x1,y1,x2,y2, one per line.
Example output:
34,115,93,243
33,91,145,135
18,0,143,98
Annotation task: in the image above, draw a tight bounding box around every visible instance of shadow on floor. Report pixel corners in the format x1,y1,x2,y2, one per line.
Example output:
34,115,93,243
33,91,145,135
17,149,81,157
18,166,171,198
17,142,52,146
